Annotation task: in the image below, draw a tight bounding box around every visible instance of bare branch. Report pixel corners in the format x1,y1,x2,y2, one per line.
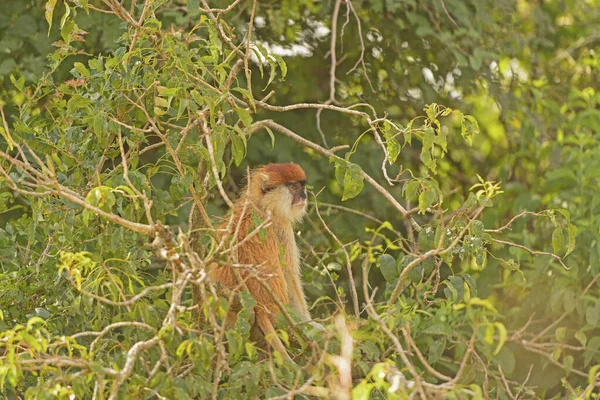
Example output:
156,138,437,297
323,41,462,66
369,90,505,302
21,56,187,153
490,238,569,270
250,120,420,232
108,337,160,400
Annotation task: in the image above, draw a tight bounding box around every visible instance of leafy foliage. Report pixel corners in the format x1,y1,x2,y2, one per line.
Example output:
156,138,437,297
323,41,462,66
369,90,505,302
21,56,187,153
0,0,599,399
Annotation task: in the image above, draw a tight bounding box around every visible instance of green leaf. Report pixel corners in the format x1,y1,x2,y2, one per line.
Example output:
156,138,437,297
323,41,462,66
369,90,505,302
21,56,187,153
154,107,166,116
427,337,446,364
73,62,90,78
493,322,508,355
422,323,452,336
155,97,169,108
232,125,248,161
418,189,436,213
386,137,400,164
88,58,102,71
235,107,253,128
351,382,373,400
575,330,587,346
188,0,199,13
0,126,13,151
61,20,75,42
465,192,478,209
333,159,346,185
230,131,246,166
420,128,437,171
245,342,256,359
85,186,116,211
466,297,498,312
60,3,71,28
377,254,398,283
273,54,287,79
444,280,458,301
445,276,464,302
177,98,187,118
463,274,478,297
493,322,507,355
563,289,576,313
265,56,278,89
253,43,269,78
45,0,58,34
67,95,90,112
565,223,577,257
556,208,571,221
425,103,440,129
586,305,599,327
461,115,480,145
10,75,24,92
586,338,600,366
403,180,419,202
190,90,204,106
359,341,381,359
552,227,565,254
342,163,364,201
105,56,118,70
264,126,275,149
157,86,178,97
433,129,447,152
563,355,574,374
35,308,50,319
422,127,434,152
588,364,600,385
226,330,243,362
26,316,46,330
494,347,516,375
89,361,106,375
238,290,256,311
382,122,401,163
555,327,566,342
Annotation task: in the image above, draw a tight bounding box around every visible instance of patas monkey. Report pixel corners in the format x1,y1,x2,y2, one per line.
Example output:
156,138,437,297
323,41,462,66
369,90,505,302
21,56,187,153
209,163,313,358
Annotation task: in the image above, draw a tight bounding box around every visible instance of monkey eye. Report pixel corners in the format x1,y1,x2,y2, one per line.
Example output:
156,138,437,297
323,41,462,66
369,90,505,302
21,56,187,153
289,182,300,191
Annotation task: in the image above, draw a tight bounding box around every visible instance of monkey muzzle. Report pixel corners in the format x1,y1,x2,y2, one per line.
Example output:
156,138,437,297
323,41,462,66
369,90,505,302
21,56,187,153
293,198,307,209
292,189,307,208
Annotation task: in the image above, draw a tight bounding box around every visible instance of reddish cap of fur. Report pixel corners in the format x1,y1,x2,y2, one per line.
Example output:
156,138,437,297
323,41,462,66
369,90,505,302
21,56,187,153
262,163,306,185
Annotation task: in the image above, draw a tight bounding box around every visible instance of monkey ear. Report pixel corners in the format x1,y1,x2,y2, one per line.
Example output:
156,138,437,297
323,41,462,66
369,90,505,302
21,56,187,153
256,172,270,193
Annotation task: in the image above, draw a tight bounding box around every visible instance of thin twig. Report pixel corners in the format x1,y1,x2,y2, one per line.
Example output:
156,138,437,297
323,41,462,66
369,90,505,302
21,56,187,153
490,238,569,270
328,0,343,103
313,193,360,319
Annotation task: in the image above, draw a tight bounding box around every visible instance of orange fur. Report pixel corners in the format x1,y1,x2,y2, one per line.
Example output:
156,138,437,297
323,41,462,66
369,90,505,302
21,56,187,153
263,163,306,185
208,163,310,357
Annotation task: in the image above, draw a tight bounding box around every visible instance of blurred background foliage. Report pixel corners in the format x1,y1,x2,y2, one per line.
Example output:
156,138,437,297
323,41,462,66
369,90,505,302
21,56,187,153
0,0,599,398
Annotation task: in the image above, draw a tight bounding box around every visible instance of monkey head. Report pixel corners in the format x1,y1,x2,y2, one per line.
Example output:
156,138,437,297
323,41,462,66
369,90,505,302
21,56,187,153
251,163,308,225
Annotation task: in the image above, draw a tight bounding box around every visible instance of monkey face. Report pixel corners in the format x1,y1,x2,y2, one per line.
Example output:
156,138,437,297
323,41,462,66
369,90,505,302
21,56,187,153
256,164,308,225
259,181,307,225
286,181,307,208
286,181,307,224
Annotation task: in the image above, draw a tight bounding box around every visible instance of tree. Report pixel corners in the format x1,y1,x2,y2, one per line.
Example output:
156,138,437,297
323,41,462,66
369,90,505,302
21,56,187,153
0,0,599,398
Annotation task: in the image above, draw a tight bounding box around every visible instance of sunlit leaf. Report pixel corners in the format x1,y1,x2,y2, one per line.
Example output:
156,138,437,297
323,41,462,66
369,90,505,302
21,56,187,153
45,0,58,34
552,227,565,254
